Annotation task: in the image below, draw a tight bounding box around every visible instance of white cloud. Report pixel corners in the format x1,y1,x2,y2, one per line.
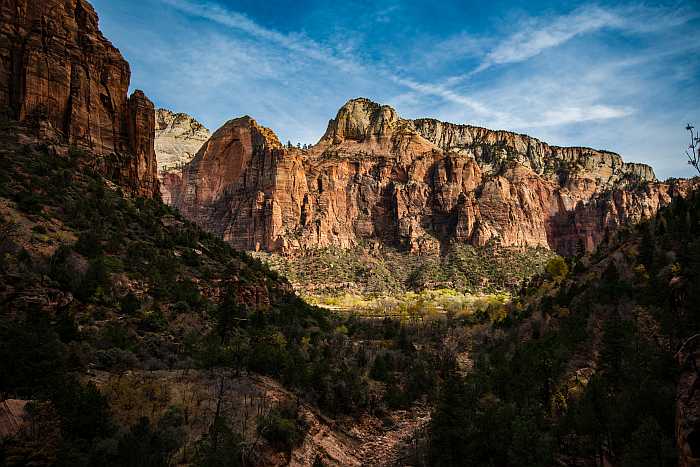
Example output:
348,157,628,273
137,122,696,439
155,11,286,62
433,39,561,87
472,3,699,74
390,76,504,120
475,5,621,73
160,0,361,73
538,105,633,127
157,0,508,125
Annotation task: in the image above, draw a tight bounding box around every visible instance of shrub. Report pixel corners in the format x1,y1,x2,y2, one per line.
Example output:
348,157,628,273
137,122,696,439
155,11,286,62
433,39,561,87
192,416,244,467
16,191,43,214
139,309,168,333
257,403,302,452
74,229,103,258
545,256,569,282
120,292,141,315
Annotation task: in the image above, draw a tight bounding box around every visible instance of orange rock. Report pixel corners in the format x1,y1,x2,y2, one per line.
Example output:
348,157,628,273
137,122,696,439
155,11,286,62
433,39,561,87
0,0,159,198
162,98,697,255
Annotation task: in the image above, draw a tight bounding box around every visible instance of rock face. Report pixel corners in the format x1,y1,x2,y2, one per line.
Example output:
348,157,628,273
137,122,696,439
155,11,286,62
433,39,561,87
162,98,694,255
0,0,159,198
155,109,210,173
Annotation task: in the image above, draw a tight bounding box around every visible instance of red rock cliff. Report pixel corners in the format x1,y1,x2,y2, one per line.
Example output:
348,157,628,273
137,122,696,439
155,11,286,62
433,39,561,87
162,98,696,255
0,0,158,198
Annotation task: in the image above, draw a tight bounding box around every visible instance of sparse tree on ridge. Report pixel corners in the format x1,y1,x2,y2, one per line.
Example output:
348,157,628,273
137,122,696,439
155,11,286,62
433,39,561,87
685,123,700,175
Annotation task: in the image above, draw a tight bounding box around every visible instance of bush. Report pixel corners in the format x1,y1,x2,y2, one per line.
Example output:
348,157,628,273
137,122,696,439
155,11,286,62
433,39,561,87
75,229,103,258
15,191,43,214
257,403,302,452
545,256,569,282
192,416,243,467
120,292,141,314
139,309,168,333
95,348,139,372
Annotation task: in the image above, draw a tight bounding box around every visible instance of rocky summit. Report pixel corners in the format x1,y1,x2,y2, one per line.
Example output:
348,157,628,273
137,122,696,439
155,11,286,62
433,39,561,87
155,108,210,174
0,0,159,198
162,97,695,256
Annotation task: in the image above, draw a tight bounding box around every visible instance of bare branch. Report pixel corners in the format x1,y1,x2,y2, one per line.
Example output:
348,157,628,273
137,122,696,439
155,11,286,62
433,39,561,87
684,123,700,175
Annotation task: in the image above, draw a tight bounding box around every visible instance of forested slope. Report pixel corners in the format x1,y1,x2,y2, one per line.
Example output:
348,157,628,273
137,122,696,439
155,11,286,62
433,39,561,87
430,183,700,466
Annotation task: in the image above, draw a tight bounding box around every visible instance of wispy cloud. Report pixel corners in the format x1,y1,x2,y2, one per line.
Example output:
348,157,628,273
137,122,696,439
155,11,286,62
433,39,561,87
96,0,700,178
472,3,699,74
160,0,361,73
158,0,649,129
474,5,621,73
391,76,507,121
158,0,505,122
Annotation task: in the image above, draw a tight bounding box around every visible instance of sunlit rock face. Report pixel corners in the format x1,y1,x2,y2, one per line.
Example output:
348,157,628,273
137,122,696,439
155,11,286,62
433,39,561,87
154,109,210,202
161,97,695,255
0,0,159,198
155,109,210,173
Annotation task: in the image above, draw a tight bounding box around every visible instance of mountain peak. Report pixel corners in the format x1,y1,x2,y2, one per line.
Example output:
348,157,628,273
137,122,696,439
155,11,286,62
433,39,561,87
321,97,401,144
155,108,211,175
215,116,282,150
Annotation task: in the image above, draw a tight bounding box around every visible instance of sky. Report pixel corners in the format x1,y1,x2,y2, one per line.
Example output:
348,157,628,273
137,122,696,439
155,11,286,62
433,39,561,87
90,0,700,179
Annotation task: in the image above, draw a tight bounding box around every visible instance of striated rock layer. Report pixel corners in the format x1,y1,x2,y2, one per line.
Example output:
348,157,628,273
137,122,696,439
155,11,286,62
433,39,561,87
0,0,159,198
155,108,210,202
162,98,697,256
155,108,210,173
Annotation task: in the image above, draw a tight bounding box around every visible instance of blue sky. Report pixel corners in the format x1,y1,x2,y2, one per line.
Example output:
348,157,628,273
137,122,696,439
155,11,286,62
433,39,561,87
91,0,700,179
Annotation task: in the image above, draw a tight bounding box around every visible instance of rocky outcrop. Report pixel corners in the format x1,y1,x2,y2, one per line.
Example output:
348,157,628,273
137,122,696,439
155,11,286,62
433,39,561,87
164,116,285,241
0,400,28,439
155,109,210,173
162,97,695,255
0,0,159,198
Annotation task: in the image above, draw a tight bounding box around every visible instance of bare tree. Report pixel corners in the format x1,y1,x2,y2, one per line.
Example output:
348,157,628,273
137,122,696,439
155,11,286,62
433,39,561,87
685,123,700,175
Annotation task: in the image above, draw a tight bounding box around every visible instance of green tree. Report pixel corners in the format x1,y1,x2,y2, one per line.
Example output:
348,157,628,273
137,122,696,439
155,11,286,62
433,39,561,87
192,416,243,467
545,256,569,282
370,353,390,382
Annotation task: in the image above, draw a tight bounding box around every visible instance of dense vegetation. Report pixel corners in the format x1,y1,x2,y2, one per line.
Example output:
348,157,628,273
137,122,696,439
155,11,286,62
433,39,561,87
256,243,555,298
0,126,470,465
429,189,700,466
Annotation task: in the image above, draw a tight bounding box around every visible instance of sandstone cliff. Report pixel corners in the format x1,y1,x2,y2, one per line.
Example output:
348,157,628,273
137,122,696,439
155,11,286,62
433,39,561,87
162,98,695,255
155,108,210,173
0,0,159,198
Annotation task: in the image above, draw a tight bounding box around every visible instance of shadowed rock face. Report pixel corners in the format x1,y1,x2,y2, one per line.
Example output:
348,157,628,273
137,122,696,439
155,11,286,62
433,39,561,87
0,0,159,198
162,97,696,255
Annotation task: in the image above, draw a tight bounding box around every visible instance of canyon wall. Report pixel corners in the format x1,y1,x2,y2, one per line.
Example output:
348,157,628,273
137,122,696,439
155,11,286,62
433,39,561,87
162,98,695,256
0,0,158,198
155,108,210,173
154,108,210,202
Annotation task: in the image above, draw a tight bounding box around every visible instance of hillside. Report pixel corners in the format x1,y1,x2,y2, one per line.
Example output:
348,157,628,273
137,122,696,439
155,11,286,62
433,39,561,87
428,184,700,466
0,119,484,466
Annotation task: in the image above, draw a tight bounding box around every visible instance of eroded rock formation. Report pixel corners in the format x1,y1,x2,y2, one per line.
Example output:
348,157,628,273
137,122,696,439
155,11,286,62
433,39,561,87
155,108,210,173
162,98,695,255
0,0,159,198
